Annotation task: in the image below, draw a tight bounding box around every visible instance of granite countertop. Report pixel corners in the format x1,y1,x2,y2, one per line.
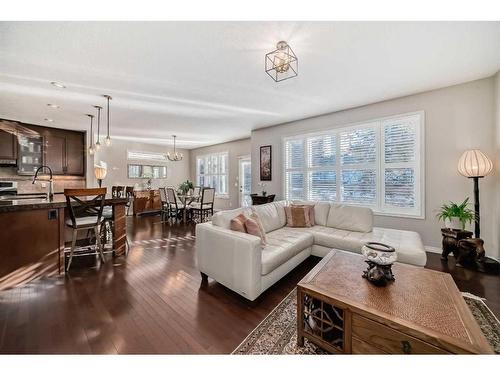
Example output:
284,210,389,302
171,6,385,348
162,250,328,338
0,194,128,213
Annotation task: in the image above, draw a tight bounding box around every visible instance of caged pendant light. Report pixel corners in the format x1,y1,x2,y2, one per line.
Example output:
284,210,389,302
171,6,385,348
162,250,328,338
167,135,183,162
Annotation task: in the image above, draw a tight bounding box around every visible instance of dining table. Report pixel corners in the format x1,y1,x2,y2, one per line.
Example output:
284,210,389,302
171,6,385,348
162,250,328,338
176,193,200,223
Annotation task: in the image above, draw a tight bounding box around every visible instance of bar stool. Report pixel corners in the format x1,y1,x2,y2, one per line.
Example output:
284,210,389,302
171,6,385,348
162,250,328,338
64,188,107,272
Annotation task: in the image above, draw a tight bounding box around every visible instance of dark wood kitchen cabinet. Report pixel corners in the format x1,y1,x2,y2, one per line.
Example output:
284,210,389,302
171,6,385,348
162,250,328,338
0,129,17,161
37,126,85,176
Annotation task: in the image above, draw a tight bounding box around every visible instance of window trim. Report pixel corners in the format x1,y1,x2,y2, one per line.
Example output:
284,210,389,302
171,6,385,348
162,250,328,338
196,151,229,198
282,111,425,219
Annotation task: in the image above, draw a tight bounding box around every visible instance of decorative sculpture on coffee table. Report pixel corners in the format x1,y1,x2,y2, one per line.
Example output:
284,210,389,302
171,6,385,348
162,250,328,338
362,242,397,286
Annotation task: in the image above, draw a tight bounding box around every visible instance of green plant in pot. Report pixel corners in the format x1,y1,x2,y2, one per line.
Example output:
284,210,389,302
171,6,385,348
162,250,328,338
436,197,476,231
178,180,194,195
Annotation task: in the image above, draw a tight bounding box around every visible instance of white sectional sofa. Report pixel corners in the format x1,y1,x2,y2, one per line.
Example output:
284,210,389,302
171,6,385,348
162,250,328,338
196,200,426,301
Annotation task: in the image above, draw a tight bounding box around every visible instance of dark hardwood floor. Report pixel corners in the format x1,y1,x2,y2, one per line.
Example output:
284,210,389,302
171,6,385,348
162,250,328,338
0,215,498,354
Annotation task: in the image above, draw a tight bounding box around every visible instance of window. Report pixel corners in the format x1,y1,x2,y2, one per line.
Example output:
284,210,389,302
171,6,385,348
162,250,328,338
283,112,424,218
196,152,229,197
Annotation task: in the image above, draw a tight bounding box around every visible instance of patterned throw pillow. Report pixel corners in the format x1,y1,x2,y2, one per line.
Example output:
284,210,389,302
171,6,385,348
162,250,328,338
245,214,268,246
284,205,312,228
291,204,315,226
230,213,248,233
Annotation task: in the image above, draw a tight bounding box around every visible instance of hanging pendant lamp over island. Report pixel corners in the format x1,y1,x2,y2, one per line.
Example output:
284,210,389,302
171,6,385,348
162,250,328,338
167,135,183,161
93,105,102,150
86,114,95,155
103,94,112,146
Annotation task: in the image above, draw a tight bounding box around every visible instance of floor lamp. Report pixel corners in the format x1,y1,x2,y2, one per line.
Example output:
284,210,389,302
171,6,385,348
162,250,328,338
457,149,493,239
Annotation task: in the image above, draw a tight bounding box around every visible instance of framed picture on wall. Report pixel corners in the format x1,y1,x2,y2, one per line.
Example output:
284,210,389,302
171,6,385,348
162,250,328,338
260,145,272,181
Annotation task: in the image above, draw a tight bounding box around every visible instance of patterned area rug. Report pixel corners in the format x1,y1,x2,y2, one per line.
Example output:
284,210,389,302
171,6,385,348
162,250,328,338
232,288,500,354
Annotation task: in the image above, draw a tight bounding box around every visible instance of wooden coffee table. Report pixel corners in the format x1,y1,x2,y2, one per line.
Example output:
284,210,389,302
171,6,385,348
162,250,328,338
297,250,493,354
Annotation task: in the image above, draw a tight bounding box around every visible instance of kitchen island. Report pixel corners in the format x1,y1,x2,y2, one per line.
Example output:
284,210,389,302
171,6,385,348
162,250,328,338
0,194,128,290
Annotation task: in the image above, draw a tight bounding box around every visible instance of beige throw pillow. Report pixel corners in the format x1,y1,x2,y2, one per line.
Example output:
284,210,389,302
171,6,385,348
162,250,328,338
245,213,267,246
284,205,312,228
230,213,248,233
291,204,315,226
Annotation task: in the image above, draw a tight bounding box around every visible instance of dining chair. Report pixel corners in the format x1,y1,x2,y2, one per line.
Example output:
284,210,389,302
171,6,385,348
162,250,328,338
166,187,182,222
112,186,125,198
192,186,202,202
190,187,215,223
159,187,170,221
64,188,107,272
125,186,134,216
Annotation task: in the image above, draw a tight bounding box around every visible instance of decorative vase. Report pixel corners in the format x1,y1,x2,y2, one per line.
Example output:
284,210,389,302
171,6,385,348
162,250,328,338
361,242,397,286
445,218,463,230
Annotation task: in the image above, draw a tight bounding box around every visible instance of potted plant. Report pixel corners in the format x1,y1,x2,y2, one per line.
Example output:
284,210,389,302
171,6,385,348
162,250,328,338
436,198,476,231
178,180,194,195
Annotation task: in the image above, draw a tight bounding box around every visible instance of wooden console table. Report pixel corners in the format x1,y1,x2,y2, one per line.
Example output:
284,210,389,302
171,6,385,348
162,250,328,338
133,189,161,215
297,250,493,354
250,194,275,205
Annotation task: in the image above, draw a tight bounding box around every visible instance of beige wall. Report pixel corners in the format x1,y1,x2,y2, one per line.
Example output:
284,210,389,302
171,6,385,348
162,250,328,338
189,138,251,210
251,77,499,259
92,138,190,191
494,71,500,260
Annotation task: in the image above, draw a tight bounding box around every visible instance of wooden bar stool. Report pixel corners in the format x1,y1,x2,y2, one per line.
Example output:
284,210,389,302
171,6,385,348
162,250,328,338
64,188,107,272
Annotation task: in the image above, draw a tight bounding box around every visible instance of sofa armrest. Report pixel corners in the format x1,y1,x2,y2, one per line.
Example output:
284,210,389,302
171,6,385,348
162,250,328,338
195,223,262,300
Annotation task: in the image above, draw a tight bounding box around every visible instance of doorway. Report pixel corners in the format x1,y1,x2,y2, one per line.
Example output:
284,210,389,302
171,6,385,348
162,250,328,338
238,156,251,207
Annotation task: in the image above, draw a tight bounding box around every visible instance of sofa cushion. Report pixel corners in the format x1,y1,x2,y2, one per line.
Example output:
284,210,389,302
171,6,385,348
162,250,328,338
261,228,314,275
326,204,373,233
298,225,426,266
272,200,288,227
252,203,283,233
212,207,251,229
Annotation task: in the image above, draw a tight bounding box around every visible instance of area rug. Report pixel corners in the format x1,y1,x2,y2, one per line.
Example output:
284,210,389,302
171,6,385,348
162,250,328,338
232,288,500,354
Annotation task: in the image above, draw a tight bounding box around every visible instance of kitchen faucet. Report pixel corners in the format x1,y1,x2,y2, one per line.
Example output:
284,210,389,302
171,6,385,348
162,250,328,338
32,165,54,201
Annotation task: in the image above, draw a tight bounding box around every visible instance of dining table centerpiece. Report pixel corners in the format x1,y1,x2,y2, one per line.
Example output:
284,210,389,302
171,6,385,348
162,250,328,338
178,180,194,195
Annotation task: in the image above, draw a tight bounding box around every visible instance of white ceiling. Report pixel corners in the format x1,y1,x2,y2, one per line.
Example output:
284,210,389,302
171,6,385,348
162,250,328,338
0,22,499,149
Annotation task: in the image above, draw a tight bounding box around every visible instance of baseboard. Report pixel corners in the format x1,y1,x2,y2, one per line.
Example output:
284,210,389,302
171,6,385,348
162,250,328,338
425,246,442,255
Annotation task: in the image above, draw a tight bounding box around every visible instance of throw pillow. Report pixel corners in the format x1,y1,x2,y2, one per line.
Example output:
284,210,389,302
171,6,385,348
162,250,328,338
245,215,267,246
284,205,312,228
230,213,248,233
291,204,316,226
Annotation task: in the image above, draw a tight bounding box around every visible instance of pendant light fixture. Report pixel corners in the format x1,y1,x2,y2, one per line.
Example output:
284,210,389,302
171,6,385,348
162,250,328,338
103,94,112,146
93,105,102,150
265,41,298,82
86,114,95,155
167,135,183,161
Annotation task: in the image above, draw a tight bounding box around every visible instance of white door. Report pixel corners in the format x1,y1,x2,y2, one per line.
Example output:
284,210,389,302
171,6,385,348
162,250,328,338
238,156,252,207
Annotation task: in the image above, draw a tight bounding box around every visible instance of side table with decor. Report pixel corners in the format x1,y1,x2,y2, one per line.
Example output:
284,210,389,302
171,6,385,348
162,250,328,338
250,194,275,205
440,228,473,260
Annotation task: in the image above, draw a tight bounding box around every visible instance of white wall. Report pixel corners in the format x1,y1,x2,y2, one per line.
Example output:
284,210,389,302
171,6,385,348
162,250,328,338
190,138,251,210
251,77,499,259
92,138,190,190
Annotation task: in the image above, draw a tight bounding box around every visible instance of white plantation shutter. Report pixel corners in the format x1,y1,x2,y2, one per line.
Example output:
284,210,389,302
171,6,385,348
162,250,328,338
307,135,336,201
196,152,228,196
339,126,377,205
283,112,423,217
382,115,420,214
285,139,305,200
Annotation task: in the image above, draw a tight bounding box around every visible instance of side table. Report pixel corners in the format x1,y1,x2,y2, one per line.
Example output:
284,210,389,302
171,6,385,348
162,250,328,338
441,228,473,260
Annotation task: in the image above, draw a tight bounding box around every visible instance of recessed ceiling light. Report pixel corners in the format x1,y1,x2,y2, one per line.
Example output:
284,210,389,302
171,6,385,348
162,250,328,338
44,118,54,122
50,81,66,89
47,104,60,109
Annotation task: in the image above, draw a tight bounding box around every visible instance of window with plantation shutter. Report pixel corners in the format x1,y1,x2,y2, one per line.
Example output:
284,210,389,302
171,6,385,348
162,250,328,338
196,152,229,197
283,112,424,218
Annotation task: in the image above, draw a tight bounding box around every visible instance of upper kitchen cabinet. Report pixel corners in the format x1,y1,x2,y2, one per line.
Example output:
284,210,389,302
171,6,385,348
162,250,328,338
0,129,18,163
40,127,85,176
12,123,86,176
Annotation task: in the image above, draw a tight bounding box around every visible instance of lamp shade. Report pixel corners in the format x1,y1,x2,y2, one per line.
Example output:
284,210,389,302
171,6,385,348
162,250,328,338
94,165,107,180
457,149,493,178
